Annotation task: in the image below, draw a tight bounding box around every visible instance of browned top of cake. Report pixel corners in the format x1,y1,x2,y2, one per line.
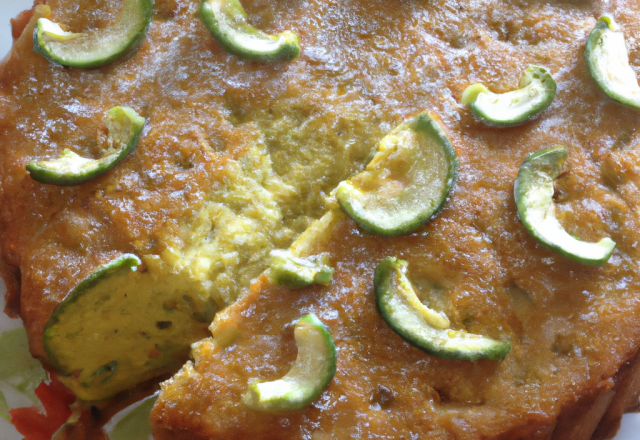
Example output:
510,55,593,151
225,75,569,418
3,0,640,437
147,0,640,437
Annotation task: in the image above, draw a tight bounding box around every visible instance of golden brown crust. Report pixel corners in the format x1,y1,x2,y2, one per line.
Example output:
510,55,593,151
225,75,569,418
592,350,640,439
552,388,616,440
525,348,640,440
0,3,258,362
0,254,21,318
151,205,640,439
151,312,640,439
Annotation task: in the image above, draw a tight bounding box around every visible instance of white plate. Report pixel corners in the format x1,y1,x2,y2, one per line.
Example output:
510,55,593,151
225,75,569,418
0,1,637,439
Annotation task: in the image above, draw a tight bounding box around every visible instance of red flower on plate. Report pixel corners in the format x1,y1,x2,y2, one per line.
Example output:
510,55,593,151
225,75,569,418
9,374,75,440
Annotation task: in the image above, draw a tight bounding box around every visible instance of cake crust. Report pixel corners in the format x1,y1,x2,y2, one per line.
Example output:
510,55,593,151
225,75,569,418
1,0,640,437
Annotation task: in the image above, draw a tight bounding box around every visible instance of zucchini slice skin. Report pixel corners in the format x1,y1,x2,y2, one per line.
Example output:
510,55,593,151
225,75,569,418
26,106,145,186
461,65,557,127
43,254,216,401
43,254,140,400
375,257,511,362
33,0,154,68
585,15,640,109
334,113,458,237
514,146,616,265
268,250,334,289
200,0,300,62
243,313,336,412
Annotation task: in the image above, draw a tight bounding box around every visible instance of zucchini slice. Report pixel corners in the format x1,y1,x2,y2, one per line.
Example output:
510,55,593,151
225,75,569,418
461,65,557,127
33,0,154,68
374,257,511,362
334,113,458,237
243,313,336,411
268,250,333,289
200,0,300,62
43,255,216,401
514,146,616,265
585,15,640,109
26,106,145,186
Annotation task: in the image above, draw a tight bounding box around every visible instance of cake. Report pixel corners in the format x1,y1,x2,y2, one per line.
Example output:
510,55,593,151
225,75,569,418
1,0,640,438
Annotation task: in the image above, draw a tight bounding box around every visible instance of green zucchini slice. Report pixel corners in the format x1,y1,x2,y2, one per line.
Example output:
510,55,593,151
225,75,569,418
334,113,458,237
200,0,300,62
26,106,145,186
243,313,336,411
43,255,216,401
585,15,640,109
374,257,511,362
514,146,616,265
461,65,557,127
268,250,333,289
33,0,154,68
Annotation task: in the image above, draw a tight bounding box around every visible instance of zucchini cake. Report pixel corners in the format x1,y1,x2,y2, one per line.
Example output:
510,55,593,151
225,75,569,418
1,0,640,438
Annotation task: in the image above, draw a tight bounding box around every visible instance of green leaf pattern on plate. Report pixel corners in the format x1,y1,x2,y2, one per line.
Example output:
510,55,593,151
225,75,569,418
108,395,157,440
0,327,48,420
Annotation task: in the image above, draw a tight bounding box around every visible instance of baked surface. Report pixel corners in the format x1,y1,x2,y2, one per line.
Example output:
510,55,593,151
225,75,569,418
1,0,640,437
0,0,377,388
151,202,640,439
147,0,640,438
